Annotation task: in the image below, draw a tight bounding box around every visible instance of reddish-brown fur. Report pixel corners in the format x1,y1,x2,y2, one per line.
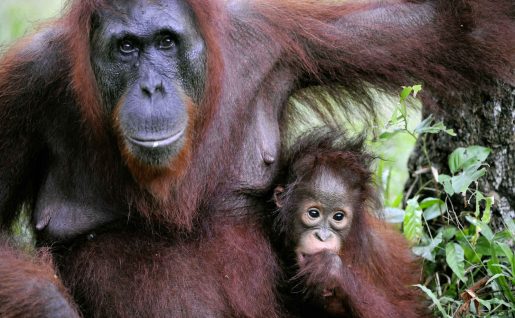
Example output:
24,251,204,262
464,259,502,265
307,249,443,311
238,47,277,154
295,216,429,317
0,0,513,317
0,239,79,318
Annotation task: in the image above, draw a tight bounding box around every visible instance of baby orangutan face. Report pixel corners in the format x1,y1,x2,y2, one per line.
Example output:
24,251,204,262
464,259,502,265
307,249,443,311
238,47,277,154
275,167,355,265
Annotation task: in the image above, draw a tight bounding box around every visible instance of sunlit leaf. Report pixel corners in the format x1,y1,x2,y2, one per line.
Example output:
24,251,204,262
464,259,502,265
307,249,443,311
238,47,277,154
449,148,466,174
378,129,403,140
403,197,423,243
390,194,404,209
481,196,494,224
448,146,491,174
400,86,413,100
412,84,422,97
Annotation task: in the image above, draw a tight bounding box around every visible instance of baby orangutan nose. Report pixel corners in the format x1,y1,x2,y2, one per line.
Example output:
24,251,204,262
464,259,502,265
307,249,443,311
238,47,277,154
315,228,332,242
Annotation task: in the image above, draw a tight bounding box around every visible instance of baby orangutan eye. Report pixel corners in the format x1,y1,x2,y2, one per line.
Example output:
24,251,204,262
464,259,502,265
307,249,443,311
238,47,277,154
333,212,345,221
308,209,320,219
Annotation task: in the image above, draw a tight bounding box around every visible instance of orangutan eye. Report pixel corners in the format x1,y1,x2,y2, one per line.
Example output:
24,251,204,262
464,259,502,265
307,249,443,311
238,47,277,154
159,35,175,49
308,209,320,218
333,212,345,221
119,39,137,54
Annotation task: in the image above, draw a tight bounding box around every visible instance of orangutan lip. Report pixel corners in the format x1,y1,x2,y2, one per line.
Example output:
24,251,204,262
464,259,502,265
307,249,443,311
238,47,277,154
127,128,185,148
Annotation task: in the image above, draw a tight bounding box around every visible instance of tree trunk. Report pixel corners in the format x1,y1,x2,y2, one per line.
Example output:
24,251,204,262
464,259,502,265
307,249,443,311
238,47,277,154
407,82,514,230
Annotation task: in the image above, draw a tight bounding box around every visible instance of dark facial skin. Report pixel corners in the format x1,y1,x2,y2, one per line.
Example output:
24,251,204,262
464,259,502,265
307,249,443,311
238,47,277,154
275,168,355,265
90,0,205,166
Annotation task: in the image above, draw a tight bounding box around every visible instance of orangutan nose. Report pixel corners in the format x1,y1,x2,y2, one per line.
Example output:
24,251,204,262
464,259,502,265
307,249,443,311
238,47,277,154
315,228,332,242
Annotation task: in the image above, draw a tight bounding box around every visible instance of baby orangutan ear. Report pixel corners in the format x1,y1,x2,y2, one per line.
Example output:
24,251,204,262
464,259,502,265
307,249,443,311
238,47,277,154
273,186,285,208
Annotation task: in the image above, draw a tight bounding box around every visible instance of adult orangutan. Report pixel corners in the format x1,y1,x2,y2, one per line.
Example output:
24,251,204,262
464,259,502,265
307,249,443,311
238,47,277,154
0,0,513,317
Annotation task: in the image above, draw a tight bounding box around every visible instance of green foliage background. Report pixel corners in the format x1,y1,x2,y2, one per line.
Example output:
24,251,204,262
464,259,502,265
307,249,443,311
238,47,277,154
0,0,64,46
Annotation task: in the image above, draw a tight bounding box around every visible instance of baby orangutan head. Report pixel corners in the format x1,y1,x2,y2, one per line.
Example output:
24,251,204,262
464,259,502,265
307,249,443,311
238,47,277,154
274,166,358,265
273,128,376,266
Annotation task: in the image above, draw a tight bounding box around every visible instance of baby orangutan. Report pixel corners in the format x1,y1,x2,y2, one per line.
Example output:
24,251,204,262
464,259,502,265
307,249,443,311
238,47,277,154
273,129,429,317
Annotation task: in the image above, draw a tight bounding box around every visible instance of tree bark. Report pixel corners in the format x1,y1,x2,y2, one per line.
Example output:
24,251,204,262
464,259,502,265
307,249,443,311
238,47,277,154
408,82,514,230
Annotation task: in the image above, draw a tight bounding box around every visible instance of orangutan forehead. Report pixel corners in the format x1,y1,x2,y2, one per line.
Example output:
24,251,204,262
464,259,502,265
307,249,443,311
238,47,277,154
93,0,198,43
99,0,192,24
297,167,353,202
310,168,347,192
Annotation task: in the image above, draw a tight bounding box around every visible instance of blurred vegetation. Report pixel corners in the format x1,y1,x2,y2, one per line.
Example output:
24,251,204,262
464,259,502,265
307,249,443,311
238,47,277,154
0,0,64,46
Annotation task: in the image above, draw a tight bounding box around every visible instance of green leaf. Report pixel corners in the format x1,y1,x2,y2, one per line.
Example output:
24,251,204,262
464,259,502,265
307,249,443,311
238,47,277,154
496,241,514,261
415,121,456,136
400,103,407,119
390,194,404,209
464,146,491,162
495,241,515,283
444,128,456,136
403,197,423,243
475,236,491,256
448,148,466,174
465,215,479,226
451,164,486,194
378,129,404,140
481,196,494,224
486,273,505,286
415,284,451,318
503,215,515,239
465,216,495,247
419,197,444,209
448,146,491,174
476,298,491,311
445,242,467,283
478,221,495,241
487,256,515,303
454,232,481,263
414,115,433,133
400,86,413,101
421,198,447,221
423,205,446,221
485,297,513,310
442,226,457,241
438,174,454,195
385,108,403,126
412,232,443,262
412,84,422,97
